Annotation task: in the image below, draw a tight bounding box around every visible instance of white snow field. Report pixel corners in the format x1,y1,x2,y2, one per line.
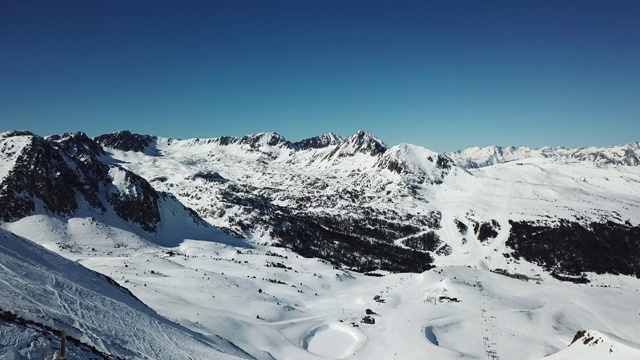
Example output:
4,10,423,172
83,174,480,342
3,218,640,360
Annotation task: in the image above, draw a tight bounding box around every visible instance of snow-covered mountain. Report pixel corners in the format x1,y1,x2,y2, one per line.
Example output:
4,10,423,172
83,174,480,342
3,128,640,277
2,128,640,359
93,129,470,273
0,130,248,247
446,142,640,168
90,129,640,278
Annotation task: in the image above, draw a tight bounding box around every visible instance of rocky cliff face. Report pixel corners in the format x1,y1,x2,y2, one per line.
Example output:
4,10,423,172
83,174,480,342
1,131,170,233
292,132,344,150
0,131,104,221
93,130,156,153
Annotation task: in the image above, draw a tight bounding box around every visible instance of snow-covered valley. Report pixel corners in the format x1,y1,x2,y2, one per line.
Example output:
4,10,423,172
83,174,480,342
2,129,640,359
3,221,640,360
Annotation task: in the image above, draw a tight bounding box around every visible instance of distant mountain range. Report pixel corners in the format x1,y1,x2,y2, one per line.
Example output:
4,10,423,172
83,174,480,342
446,142,640,168
1,129,640,278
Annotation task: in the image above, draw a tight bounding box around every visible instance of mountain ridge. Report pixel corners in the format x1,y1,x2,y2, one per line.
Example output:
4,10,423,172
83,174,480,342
445,142,640,168
84,129,640,277
2,128,640,359
2,128,640,277
89,129,640,168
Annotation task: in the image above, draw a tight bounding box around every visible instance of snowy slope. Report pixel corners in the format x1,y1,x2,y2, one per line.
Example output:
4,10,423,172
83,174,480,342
543,330,640,360
9,228,638,360
0,228,249,360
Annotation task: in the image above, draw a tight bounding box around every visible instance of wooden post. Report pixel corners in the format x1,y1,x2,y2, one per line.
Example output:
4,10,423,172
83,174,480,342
60,330,66,360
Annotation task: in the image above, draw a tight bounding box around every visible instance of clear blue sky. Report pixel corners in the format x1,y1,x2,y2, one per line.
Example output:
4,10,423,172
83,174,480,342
1,0,639,152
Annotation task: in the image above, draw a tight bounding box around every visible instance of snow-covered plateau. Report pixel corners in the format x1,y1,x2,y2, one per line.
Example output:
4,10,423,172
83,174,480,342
1,129,640,359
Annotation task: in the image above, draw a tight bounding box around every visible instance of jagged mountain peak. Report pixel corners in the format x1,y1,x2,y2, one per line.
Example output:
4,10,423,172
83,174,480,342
237,131,291,149
292,132,344,150
352,129,385,142
47,131,105,158
336,129,387,156
1,130,37,139
94,130,157,153
320,131,343,142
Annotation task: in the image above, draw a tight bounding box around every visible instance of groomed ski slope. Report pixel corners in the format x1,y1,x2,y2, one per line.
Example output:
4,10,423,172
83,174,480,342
0,228,249,360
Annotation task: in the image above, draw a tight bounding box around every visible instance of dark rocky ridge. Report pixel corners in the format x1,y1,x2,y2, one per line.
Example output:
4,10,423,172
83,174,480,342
292,133,343,150
237,132,290,149
1,132,177,233
1,132,105,221
94,130,156,152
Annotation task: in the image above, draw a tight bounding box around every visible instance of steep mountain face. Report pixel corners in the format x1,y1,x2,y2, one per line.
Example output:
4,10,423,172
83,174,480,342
0,131,221,244
327,129,387,157
446,142,640,168
0,131,108,221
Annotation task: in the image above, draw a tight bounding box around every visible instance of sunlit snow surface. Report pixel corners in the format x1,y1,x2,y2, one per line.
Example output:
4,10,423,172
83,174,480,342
3,219,640,359
0,229,248,360
3,132,640,359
